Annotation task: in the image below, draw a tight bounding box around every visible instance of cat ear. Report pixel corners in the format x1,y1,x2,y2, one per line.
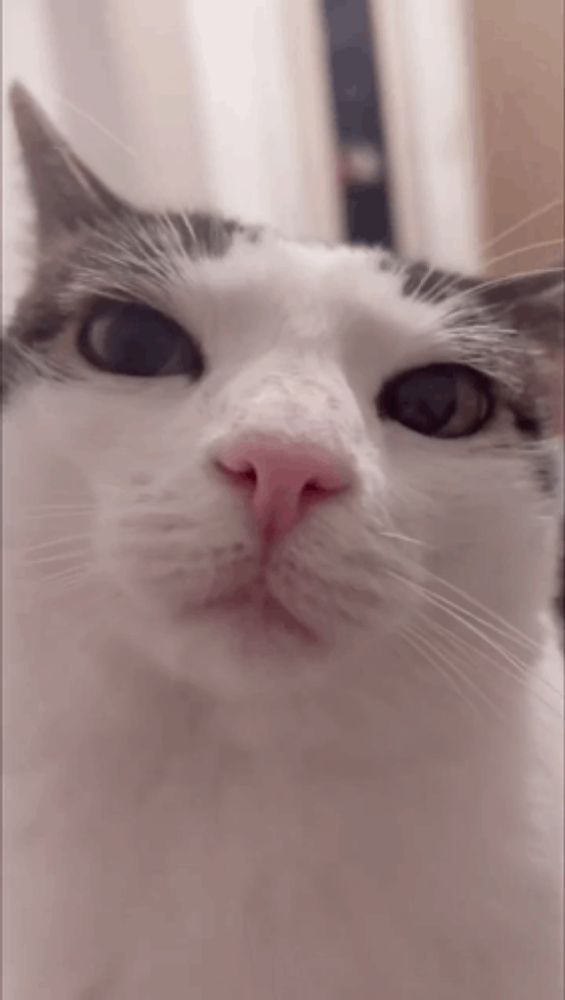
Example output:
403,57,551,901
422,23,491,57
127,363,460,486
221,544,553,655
479,267,564,350
479,266,564,434
10,82,125,244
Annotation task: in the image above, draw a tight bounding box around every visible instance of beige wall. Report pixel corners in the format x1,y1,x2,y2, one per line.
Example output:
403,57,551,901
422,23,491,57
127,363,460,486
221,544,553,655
470,0,563,274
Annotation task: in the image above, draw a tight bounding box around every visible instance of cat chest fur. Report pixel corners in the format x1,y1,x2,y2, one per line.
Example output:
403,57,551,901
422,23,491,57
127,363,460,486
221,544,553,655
4,607,562,1000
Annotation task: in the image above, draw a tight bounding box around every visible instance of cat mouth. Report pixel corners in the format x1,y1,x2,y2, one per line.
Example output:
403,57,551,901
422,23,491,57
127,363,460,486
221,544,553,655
198,584,316,642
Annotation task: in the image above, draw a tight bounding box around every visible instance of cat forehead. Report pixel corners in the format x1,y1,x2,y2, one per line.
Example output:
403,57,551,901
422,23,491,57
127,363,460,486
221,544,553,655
165,234,439,328
63,216,448,343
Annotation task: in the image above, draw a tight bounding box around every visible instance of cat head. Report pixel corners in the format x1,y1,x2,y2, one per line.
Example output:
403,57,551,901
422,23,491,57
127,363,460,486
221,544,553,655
4,85,563,691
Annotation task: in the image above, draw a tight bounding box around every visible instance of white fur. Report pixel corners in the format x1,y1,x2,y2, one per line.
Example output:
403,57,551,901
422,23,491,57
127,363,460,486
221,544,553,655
3,236,563,998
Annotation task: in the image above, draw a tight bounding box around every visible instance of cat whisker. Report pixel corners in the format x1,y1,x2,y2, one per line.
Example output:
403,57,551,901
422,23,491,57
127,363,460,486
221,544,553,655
394,570,534,659
409,623,528,725
401,629,479,715
4,341,71,381
448,266,564,304
39,567,96,593
19,511,93,524
399,558,549,653
446,325,519,337
481,197,563,254
20,505,94,520
403,625,505,720
37,88,140,163
380,531,431,548
414,262,563,313
20,548,92,568
25,571,106,613
22,533,93,555
421,614,561,714
407,261,435,304
482,238,564,272
389,571,562,699
419,573,550,655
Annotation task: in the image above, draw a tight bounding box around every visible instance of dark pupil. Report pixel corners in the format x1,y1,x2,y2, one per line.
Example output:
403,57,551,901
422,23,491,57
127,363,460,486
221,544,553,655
105,307,179,376
396,370,456,433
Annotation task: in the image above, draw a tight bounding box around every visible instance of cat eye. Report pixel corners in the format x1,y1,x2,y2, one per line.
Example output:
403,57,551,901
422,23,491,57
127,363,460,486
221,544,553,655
78,302,204,379
377,363,494,438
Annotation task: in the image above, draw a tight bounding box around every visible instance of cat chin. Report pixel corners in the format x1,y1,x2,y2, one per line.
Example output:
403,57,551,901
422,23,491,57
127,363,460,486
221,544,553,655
104,548,417,695
122,579,419,705
113,584,374,698
192,590,319,645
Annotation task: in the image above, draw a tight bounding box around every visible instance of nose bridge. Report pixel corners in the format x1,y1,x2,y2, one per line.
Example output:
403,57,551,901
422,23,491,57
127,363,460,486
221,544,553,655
228,354,357,449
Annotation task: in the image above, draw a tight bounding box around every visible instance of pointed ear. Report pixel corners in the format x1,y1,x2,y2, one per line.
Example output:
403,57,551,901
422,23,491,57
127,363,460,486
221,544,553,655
10,82,125,244
480,267,564,351
480,266,564,434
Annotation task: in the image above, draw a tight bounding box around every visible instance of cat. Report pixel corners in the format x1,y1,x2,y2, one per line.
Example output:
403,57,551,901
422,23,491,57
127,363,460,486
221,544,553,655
3,84,563,1000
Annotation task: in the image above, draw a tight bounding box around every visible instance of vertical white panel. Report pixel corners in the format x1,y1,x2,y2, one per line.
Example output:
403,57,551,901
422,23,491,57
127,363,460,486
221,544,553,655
102,0,211,207
3,0,60,316
371,0,483,270
279,0,343,242
181,0,303,231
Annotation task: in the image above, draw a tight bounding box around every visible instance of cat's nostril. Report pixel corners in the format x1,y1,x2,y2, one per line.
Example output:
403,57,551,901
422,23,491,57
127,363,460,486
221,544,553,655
214,437,353,543
303,478,326,497
216,458,257,486
240,466,257,485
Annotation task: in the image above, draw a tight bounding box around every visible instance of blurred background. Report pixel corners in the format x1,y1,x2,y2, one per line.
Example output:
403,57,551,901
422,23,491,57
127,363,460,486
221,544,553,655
3,0,563,318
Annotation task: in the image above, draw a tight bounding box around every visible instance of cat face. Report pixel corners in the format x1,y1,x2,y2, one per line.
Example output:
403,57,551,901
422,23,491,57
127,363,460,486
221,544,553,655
4,86,563,686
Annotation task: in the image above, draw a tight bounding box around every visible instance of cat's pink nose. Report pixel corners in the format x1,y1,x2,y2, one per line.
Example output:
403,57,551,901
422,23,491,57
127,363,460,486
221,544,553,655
215,437,352,543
